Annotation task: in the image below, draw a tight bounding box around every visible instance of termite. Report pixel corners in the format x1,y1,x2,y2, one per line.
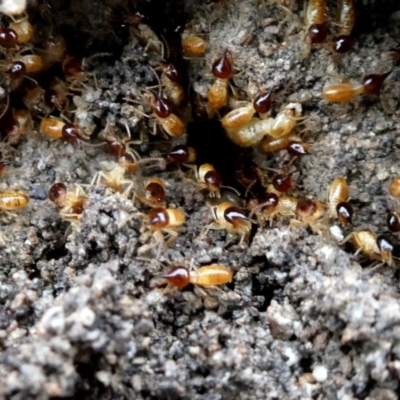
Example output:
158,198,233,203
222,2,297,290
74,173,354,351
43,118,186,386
159,264,232,288
322,71,392,102
221,89,273,130
207,51,233,110
333,0,356,53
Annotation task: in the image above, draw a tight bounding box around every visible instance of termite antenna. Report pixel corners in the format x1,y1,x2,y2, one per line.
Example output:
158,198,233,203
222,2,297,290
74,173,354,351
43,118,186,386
148,65,162,94
0,94,10,120
82,52,113,70
220,185,241,197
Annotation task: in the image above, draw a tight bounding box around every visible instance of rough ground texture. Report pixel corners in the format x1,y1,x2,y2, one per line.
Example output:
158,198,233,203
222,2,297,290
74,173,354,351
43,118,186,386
0,0,400,399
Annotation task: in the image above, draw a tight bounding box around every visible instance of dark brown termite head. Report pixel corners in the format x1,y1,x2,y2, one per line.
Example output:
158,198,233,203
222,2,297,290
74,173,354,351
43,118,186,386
159,266,190,288
333,35,353,53
287,141,310,157
62,123,81,143
224,206,249,226
272,173,293,193
377,235,394,265
106,139,126,158
258,192,279,213
145,180,166,204
211,50,232,79
362,71,392,95
9,61,26,80
296,199,317,219
336,202,353,226
150,92,174,118
308,24,328,44
48,182,67,205
387,210,400,233
148,207,169,230
0,27,18,48
253,88,273,114
62,56,83,77
164,62,184,82
168,145,197,164
204,170,222,191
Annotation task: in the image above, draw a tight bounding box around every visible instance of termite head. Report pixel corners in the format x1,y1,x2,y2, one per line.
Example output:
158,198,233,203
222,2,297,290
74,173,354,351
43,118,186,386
213,201,250,229
62,56,84,77
287,141,310,156
296,199,324,222
148,207,185,230
158,266,190,288
0,27,18,48
150,92,174,118
253,88,273,114
211,50,232,79
163,62,184,82
168,145,197,164
249,193,280,219
308,24,328,44
48,182,67,206
333,35,353,53
143,178,166,207
272,173,293,193
336,202,353,226
387,210,400,233
362,71,392,96
376,235,394,266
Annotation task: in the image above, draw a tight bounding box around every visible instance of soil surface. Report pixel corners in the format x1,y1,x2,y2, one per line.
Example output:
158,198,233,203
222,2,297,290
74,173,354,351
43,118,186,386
0,0,400,399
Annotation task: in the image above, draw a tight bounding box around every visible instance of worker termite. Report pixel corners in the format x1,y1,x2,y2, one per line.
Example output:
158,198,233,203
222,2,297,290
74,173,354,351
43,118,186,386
150,62,185,108
158,264,232,289
14,54,43,74
302,0,328,57
333,0,356,53
136,177,166,208
90,165,134,196
322,71,392,102
226,103,303,147
0,190,29,216
203,201,252,246
2,108,31,144
221,89,273,130
44,78,69,112
150,92,185,138
8,18,34,44
328,177,353,225
38,35,67,68
20,81,51,116
40,118,89,142
48,183,88,222
195,163,222,197
260,134,303,153
182,35,207,57
340,230,393,266
139,207,186,257
194,164,239,198
248,192,280,225
207,50,233,110
290,198,327,235
62,53,110,90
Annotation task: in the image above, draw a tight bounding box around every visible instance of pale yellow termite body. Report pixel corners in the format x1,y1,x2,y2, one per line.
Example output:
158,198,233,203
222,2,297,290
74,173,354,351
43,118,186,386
190,264,233,286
